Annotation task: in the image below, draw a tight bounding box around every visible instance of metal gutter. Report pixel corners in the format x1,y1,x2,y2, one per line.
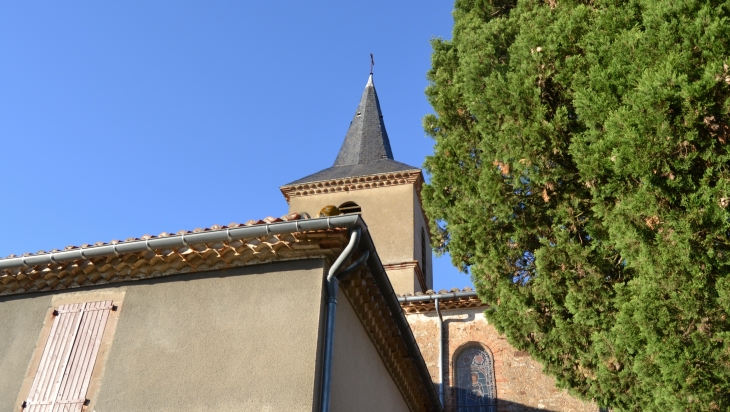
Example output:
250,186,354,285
0,215,363,271
318,219,442,411
320,227,369,412
397,290,478,303
399,289,481,409
434,298,444,406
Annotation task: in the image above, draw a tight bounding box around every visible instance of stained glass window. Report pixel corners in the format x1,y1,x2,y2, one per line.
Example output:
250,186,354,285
455,346,496,412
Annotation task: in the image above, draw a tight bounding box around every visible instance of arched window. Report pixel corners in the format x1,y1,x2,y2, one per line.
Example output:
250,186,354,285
455,345,496,412
338,201,361,214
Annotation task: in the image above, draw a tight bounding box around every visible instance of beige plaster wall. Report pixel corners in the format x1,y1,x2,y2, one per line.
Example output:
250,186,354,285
406,307,596,412
288,184,421,294
95,259,326,412
288,185,416,263
385,266,418,296
0,294,51,412
2,259,327,412
329,288,410,412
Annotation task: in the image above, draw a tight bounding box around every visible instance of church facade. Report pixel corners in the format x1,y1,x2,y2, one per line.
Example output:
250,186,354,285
280,74,597,412
0,75,597,412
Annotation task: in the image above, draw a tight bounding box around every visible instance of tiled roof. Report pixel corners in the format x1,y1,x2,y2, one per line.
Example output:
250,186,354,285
399,287,485,314
0,213,350,296
1,214,307,260
285,75,420,186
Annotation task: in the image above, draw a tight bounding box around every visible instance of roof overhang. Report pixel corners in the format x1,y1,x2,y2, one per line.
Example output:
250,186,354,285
0,215,442,412
280,169,423,202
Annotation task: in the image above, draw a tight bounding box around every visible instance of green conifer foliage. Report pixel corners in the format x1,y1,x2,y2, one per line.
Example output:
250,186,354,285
423,0,730,409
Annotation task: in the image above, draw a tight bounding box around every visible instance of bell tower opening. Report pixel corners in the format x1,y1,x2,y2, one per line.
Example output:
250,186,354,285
338,201,361,214
279,74,432,294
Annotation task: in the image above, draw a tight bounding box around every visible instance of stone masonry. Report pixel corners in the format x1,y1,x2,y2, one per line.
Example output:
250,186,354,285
405,306,597,412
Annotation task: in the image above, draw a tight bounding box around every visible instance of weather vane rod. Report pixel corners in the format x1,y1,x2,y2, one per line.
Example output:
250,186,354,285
370,53,374,75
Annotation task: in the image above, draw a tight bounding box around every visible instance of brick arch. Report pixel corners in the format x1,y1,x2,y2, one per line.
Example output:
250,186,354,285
452,341,494,362
450,341,497,412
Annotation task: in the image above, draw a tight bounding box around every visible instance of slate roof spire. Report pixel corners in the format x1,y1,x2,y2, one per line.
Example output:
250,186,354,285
332,74,394,166
284,74,419,186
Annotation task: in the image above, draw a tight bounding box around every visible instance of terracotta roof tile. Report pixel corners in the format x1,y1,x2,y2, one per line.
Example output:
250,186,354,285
398,287,485,314
2,213,307,260
0,212,349,296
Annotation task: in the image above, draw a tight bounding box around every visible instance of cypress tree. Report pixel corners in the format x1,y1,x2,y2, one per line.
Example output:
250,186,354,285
423,0,730,409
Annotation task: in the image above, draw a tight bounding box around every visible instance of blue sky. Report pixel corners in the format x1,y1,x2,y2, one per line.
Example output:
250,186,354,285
0,1,473,291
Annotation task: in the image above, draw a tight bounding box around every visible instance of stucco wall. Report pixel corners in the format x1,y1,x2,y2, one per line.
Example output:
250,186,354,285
385,266,418,296
95,259,326,412
288,184,420,294
1,259,327,412
329,288,410,412
0,294,51,412
406,307,596,412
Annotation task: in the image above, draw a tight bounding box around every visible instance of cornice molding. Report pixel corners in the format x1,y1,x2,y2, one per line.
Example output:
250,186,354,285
383,260,427,293
280,170,423,202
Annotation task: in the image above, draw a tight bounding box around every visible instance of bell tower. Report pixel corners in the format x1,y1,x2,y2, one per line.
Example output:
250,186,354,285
280,74,432,294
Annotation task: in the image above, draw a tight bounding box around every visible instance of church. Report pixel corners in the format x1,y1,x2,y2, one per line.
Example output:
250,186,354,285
0,75,597,412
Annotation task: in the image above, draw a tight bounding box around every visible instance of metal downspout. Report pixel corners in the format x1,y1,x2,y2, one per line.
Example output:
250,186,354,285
320,227,370,412
435,298,444,406
398,290,481,410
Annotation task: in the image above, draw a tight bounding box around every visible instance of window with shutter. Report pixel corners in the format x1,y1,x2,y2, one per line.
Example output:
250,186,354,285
23,300,113,412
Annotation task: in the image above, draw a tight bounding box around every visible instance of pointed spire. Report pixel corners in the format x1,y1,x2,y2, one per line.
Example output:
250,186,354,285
332,75,394,166
283,73,418,186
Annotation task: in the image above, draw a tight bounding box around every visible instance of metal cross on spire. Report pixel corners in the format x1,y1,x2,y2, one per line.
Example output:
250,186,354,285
370,53,374,75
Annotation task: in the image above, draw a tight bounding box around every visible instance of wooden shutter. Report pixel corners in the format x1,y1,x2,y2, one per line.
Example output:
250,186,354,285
24,301,113,412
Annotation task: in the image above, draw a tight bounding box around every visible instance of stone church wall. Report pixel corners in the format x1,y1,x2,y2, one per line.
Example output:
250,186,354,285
406,307,597,412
